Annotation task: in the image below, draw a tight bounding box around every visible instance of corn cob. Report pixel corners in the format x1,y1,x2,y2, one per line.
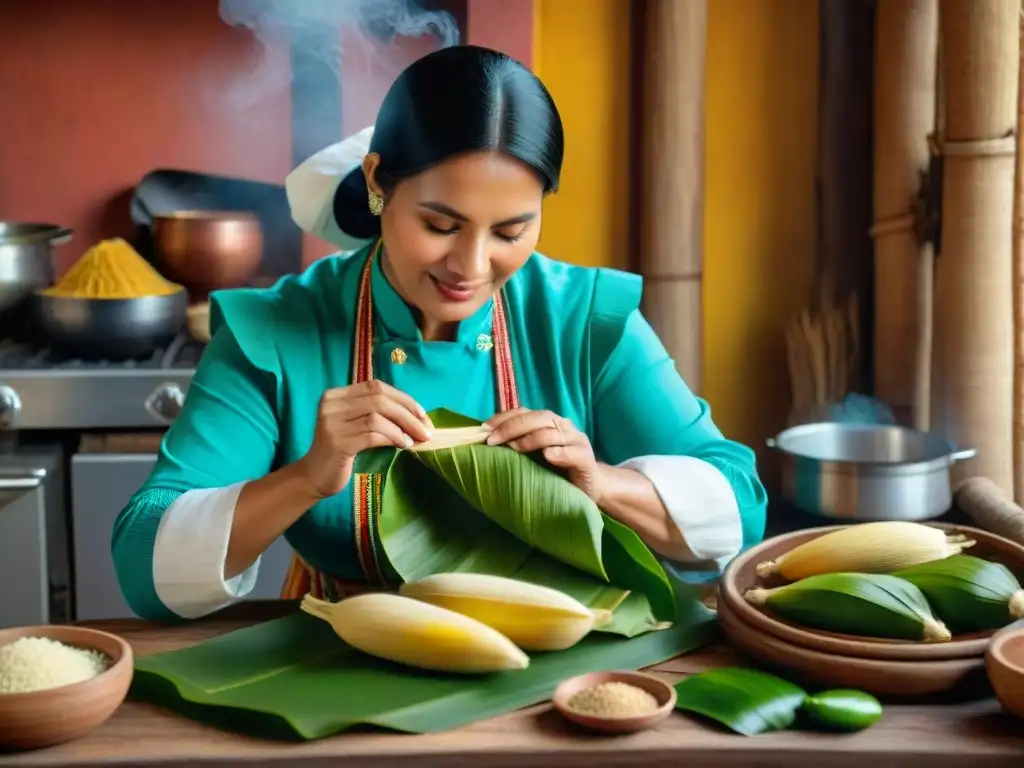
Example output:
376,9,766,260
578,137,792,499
756,522,975,581
300,593,529,673
399,572,612,651
744,572,952,642
892,554,1024,633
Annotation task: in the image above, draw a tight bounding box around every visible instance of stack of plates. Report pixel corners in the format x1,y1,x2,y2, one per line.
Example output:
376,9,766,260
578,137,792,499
716,523,1024,699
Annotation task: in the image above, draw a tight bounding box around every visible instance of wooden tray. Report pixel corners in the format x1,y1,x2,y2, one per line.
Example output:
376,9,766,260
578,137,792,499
715,596,988,699
718,523,1024,661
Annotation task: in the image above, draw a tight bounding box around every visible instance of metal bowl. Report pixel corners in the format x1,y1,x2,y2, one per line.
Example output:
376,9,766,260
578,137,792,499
766,422,977,521
152,211,262,297
31,290,188,360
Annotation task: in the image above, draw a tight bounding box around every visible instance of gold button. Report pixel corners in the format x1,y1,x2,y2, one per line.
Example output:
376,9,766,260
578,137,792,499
390,347,408,365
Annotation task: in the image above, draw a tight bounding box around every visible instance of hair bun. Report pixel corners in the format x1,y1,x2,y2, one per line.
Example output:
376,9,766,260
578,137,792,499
333,166,382,240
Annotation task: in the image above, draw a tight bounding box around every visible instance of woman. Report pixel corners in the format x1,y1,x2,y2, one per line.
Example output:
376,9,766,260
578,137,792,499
112,45,767,622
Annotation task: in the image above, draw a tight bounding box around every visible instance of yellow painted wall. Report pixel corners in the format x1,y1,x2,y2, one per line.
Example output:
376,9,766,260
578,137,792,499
534,0,820,456
703,0,820,450
532,0,631,270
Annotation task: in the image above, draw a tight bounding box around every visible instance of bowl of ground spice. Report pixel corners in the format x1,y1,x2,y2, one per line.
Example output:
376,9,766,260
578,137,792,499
34,237,187,359
0,625,134,751
552,670,677,734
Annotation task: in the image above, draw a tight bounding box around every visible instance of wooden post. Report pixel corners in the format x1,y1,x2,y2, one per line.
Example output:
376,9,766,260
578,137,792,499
1013,11,1024,503
932,0,1020,494
871,0,939,428
638,0,707,391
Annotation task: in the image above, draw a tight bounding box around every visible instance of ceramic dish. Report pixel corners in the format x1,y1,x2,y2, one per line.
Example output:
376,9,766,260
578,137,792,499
716,595,986,699
718,523,1024,661
0,625,134,751
985,621,1024,719
552,670,676,734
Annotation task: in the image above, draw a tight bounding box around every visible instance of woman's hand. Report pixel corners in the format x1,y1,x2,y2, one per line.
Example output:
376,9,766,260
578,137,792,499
485,408,605,503
298,380,433,499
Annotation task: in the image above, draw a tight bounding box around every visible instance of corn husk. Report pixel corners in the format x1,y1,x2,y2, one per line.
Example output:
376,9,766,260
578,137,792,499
745,572,952,642
756,521,975,581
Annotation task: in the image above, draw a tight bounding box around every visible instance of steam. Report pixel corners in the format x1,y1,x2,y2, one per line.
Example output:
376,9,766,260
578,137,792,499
217,0,459,111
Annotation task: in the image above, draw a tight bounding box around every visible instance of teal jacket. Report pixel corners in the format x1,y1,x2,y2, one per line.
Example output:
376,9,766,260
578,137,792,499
112,246,767,621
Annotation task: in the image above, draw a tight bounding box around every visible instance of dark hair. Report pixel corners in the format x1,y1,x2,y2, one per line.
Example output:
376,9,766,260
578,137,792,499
333,45,564,240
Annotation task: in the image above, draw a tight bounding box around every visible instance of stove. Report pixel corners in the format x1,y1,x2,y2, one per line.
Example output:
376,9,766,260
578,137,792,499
0,332,205,431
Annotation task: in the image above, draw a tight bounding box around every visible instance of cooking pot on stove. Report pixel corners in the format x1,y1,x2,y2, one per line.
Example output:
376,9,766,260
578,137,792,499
0,223,72,314
766,422,977,521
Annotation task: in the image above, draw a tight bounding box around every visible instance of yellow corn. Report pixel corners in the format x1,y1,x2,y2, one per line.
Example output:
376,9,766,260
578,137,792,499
399,572,612,651
300,593,529,674
756,521,975,581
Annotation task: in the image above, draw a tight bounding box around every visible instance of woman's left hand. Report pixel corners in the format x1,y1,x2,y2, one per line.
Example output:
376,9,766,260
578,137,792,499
485,408,605,503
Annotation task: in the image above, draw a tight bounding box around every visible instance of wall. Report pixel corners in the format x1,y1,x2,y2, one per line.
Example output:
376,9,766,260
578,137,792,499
533,0,820,458
531,0,632,271
702,0,820,452
0,0,292,275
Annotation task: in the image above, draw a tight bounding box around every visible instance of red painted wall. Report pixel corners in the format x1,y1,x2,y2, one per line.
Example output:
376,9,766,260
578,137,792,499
0,0,535,273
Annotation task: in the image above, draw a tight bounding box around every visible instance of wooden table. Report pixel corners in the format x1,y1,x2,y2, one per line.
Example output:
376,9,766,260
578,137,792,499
2,601,1023,768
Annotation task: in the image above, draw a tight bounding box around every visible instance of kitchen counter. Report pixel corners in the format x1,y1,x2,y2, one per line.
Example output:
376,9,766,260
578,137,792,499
2,601,1023,768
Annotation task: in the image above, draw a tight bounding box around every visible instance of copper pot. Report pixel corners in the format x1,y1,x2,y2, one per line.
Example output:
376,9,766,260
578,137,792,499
152,211,262,298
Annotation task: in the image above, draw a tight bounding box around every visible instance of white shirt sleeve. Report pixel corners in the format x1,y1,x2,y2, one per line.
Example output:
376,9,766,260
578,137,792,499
151,482,261,619
617,455,743,572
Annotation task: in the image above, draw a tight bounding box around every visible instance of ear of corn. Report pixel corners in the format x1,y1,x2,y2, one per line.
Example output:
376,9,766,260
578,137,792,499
756,522,975,581
744,572,952,642
892,554,1024,633
300,593,530,673
398,572,612,651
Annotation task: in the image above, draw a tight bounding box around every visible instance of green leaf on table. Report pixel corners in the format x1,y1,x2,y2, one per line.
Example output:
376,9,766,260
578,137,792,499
673,667,807,736
369,408,677,636
800,689,883,732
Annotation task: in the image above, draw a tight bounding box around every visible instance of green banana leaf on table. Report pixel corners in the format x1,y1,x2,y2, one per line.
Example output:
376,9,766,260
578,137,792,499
131,408,720,739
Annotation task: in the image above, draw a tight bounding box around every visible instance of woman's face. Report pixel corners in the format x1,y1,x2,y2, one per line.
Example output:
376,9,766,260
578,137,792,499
364,150,544,340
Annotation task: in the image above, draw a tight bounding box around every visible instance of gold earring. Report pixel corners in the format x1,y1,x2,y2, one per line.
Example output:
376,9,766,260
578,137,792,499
368,191,384,217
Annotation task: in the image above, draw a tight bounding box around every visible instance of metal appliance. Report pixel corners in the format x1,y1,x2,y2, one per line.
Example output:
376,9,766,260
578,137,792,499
0,330,292,624
766,422,978,522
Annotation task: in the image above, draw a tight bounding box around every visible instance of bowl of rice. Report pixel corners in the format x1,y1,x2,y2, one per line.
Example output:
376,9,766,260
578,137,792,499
0,625,133,751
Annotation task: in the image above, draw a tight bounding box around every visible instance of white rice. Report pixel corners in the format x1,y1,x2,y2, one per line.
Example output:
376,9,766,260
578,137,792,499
0,636,110,694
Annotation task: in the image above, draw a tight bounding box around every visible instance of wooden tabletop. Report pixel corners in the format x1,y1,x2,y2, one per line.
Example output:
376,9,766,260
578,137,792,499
2,601,1024,768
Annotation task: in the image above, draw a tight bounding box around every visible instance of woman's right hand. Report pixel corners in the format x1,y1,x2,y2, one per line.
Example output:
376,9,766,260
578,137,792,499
297,379,433,499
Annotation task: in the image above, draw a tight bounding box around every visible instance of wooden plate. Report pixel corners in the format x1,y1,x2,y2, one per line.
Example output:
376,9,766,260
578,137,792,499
719,523,1024,661
716,596,988,699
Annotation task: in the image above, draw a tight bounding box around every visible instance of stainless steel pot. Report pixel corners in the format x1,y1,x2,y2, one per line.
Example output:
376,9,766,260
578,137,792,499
766,422,977,521
0,223,72,313
31,290,187,360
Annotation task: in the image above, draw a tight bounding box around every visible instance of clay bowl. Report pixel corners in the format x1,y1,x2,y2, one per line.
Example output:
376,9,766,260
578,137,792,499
719,523,1024,661
552,670,676,734
985,622,1024,719
0,625,134,751
716,596,987,699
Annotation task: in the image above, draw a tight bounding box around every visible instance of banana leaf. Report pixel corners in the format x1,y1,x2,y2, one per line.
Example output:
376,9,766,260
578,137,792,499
359,409,677,637
673,667,807,736
131,599,719,741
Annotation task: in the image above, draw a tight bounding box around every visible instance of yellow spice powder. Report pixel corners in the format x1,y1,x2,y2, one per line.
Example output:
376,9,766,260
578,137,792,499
42,238,181,300
565,681,660,718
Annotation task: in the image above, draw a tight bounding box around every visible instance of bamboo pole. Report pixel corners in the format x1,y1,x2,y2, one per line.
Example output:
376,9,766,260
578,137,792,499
933,0,1019,494
871,0,939,429
638,0,706,391
1013,11,1024,504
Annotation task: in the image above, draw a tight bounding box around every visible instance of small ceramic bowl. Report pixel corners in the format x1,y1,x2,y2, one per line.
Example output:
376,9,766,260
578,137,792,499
552,670,676,734
0,625,134,751
985,622,1024,719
